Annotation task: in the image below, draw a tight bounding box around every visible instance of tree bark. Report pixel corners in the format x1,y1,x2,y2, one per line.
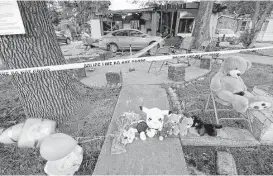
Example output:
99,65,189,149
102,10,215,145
192,1,214,49
248,2,273,48
0,1,83,124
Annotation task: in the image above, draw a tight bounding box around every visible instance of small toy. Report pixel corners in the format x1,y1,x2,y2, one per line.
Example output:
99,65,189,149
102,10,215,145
191,115,222,136
121,127,138,145
179,116,194,136
139,106,172,140
136,120,149,140
168,114,183,136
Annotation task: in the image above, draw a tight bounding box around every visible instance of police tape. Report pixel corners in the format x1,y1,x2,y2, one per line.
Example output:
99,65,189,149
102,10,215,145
0,46,272,76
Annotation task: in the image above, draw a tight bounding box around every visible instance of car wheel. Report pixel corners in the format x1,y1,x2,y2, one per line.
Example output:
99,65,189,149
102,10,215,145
147,42,159,56
108,43,118,53
66,38,71,44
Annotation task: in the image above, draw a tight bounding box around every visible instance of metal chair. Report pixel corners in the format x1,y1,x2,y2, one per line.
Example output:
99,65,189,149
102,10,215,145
204,73,253,133
154,36,195,72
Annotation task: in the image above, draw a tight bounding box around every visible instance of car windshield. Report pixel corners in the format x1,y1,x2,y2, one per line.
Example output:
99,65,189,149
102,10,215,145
219,29,234,34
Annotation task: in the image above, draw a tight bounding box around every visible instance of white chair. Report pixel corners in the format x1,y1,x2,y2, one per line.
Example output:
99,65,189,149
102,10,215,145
204,73,253,133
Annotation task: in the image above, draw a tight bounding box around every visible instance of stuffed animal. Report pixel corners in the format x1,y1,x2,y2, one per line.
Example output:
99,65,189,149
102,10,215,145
210,56,271,113
179,116,194,136
136,120,149,140
121,128,138,145
168,114,182,136
159,114,183,140
139,106,172,140
191,115,222,136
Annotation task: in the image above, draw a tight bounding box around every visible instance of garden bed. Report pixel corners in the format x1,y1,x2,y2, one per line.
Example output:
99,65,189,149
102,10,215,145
0,76,121,175
164,62,273,175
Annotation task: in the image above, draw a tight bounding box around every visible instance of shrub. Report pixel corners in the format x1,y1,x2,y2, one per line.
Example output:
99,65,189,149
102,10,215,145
239,29,255,48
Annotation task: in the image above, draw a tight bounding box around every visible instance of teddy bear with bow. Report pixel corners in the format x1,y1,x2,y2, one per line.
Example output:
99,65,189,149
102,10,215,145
210,56,271,113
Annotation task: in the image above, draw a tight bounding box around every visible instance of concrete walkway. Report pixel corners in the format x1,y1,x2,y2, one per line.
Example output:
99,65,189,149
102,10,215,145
93,85,189,175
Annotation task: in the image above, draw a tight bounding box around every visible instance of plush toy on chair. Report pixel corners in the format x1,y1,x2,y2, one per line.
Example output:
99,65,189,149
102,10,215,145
210,56,271,113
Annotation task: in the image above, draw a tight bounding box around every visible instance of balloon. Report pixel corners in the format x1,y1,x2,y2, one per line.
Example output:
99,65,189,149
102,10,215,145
0,123,24,144
40,133,77,161
44,145,83,175
18,118,56,148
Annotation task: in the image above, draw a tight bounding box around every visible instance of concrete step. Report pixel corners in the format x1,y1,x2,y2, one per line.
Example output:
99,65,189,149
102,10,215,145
180,127,260,147
93,85,189,175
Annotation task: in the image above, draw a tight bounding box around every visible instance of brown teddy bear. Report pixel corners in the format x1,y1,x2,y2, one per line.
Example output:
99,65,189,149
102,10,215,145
210,56,271,113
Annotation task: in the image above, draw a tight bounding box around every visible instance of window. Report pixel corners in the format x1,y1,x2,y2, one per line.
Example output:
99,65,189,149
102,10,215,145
178,18,194,33
130,20,140,29
240,21,248,31
130,30,145,37
112,30,129,36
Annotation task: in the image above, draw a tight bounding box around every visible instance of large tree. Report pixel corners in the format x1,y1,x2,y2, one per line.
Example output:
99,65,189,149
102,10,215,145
0,1,86,124
191,1,214,49
223,1,273,48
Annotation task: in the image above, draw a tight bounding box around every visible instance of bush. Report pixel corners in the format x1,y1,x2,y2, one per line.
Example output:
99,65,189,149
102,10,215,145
239,29,255,48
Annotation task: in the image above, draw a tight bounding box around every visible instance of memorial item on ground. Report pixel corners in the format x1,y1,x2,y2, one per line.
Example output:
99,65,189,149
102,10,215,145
210,56,271,113
191,115,222,136
0,123,24,144
44,145,83,175
160,114,183,139
111,112,141,154
179,115,194,136
0,118,83,175
139,106,172,140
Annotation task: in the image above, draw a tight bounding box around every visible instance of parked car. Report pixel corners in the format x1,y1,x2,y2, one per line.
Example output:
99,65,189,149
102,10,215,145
95,29,165,55
55,31,71,45
216,29,240,45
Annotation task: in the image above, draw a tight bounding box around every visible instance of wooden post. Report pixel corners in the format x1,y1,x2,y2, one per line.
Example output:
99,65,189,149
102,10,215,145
175,11,180,36
151,12,157,36
160,11,163,33
100,17,104,36
170,11,174,37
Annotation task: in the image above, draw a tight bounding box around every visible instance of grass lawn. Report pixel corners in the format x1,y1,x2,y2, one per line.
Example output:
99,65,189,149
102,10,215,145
0,76,121,175
167,62,273,175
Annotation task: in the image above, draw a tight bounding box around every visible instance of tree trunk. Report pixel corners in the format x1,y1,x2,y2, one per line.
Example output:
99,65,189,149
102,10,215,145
0,1,83,124
192,1,214,49
248,2,273,48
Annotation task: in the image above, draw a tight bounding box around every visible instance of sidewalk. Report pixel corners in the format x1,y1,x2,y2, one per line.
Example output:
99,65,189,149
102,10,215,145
219,53,273,65
81,61,209,87
93,85,189,175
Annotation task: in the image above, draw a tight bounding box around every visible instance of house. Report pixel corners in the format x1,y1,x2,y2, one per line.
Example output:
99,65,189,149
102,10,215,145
100,1,200,38
103,7,156,36
217,12,273,42
154,2,199,37
217,15,251,34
